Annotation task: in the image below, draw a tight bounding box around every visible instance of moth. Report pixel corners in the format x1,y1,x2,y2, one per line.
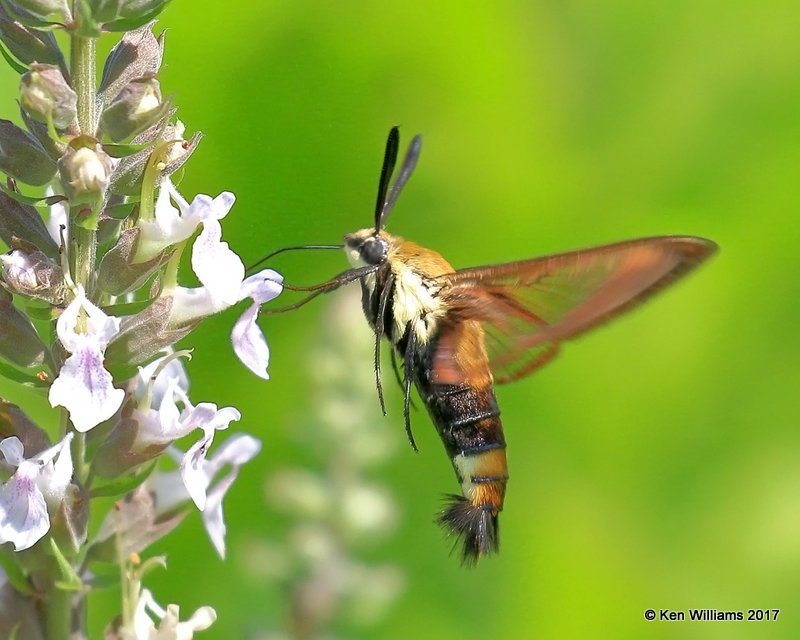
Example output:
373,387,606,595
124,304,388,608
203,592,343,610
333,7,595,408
265,127,716,563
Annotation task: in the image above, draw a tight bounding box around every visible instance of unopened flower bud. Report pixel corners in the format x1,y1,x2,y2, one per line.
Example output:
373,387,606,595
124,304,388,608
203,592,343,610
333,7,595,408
1,249,66,304
57,139,117,204
101,75,165,142
20,64,77,130
99,22,164,102
0,119,56,185
11,0,71,21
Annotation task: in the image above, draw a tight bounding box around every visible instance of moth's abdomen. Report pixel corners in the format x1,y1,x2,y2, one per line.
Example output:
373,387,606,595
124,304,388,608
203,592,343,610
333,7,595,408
422,383,508,564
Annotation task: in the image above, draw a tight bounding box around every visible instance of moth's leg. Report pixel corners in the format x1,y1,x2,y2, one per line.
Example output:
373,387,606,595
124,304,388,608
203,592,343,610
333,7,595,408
403,329,418,452
373,272,395,416
390,348,417,410
261,264,380,314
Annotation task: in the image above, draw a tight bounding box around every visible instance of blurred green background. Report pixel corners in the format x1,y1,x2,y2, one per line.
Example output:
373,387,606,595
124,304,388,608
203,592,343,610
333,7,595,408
3,0,800,638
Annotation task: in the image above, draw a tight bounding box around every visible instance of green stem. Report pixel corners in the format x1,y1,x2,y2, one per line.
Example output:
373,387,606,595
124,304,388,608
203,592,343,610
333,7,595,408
70,34,96,134
42,21,98,640
138,139,178,223
68,222,96,295
163,240,186,290
68,34,98,295
119,544,136,629
44,581,72,640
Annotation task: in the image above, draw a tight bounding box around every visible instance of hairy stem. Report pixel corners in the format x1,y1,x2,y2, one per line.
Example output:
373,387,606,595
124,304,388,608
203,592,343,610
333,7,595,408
68,34,97,295
70,34,96,134
40,21,99,640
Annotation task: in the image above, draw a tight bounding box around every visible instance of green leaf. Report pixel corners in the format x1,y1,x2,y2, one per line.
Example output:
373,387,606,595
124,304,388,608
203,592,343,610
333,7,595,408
0,0,63,29
0,179,62,210
0,41,27,74
0,550,34,595
101,297,158,316
103,0,172,32
0,360,47,386
84,568,121,589
48,539,83,592
103,140,156,157
104,200,136,219
90,460,157,498
23,302,54,321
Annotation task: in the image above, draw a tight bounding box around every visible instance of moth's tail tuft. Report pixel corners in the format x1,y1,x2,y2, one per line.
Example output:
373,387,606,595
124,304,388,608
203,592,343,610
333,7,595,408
436,494,499,566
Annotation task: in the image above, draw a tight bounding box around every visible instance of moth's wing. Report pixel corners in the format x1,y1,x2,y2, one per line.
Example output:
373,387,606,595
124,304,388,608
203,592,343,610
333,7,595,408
438,236,716,383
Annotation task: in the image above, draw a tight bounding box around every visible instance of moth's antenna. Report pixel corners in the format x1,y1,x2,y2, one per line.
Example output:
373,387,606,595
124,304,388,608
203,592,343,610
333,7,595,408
374,127,400,231
378,134,422,230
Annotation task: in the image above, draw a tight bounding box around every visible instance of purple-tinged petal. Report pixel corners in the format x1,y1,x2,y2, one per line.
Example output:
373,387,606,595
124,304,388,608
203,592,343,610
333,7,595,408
231,302,270,379
0,433,73,552
180,404,240,433
208,192,235,221
0,461,49,551
241,269,284,304
50,289,123,431
179,429,215,511
48,346,125,432
56,288,120,351
35,432,73,504
203,468,237,559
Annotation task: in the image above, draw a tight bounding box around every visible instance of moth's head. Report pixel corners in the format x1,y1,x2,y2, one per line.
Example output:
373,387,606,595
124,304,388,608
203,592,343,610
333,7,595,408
344,128,421,269
344,228,390,267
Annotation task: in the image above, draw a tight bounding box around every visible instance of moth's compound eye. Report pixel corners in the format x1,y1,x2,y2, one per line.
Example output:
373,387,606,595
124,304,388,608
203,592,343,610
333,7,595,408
361,237,388,264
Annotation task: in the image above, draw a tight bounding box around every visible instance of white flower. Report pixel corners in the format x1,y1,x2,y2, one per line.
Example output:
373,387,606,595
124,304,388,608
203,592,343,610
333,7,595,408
134,179,235,263
151,434,261,558
189,204,243,307
171,269,283,379
132,363,239,465
126,588,216,640
130,376,184,448
0,433,73,551
45,186,68,245
138,180,284,378
178,402,242,510
135,352,190,408
230,272,284,379
48,288,125,432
